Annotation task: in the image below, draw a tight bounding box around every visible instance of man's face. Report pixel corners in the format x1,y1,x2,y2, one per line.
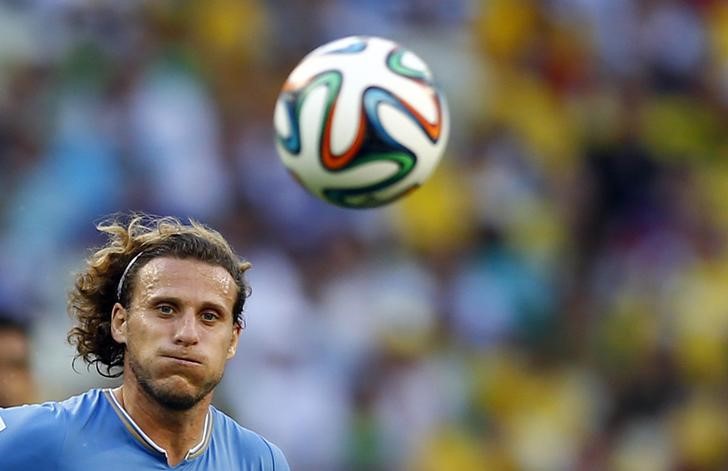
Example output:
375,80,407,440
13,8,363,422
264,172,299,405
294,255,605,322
0,328,36,407
112,257,241,411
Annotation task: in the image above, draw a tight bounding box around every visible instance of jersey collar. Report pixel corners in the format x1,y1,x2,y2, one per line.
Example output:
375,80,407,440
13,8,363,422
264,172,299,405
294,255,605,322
103,389,213,461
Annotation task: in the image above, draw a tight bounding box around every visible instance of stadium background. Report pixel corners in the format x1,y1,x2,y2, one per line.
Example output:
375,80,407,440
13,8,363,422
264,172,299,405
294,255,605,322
1,0,728,469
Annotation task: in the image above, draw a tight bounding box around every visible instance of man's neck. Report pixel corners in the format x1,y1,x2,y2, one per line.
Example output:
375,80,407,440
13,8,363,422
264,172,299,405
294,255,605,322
113,383,211,467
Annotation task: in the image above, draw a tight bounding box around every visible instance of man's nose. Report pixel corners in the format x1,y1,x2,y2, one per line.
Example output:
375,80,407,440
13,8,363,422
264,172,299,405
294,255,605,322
173,311,200,345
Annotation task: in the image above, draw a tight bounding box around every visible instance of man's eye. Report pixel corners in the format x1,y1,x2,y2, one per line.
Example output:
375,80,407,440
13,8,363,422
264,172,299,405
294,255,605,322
201,312,218,322
158,305,174,315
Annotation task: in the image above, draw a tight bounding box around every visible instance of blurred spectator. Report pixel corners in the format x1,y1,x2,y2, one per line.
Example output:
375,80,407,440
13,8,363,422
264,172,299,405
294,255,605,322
0,310,37,407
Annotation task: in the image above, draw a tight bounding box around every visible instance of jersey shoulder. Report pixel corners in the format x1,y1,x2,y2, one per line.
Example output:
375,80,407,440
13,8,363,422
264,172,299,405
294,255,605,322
0,400,65,437
210,407,290,471
0,388,103,436
0,389,103,467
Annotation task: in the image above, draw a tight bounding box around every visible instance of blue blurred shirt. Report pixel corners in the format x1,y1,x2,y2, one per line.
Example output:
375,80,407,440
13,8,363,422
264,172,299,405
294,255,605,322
0,389,289,470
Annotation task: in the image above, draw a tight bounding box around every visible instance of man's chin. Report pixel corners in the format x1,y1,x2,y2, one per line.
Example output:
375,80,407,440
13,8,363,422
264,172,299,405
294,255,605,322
128,356,221,411
155,391,201,411
141,377,209,411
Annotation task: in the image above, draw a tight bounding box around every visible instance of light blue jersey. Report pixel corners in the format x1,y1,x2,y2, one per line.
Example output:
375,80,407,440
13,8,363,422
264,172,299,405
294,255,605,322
0,389,289,470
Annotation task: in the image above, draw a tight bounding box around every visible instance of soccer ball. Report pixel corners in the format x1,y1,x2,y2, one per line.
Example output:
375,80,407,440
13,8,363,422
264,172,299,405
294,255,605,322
273,36,450,209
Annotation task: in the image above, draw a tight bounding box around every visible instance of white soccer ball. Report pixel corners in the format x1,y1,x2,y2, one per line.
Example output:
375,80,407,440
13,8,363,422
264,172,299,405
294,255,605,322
273,36,450,208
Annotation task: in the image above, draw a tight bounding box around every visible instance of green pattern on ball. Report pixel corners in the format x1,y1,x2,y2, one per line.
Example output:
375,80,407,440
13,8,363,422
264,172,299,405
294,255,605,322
386,49,429,81
322,150,418,208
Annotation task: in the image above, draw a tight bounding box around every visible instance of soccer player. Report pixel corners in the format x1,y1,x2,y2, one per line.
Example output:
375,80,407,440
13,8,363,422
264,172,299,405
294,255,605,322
0,312,37,407
0,214,289,470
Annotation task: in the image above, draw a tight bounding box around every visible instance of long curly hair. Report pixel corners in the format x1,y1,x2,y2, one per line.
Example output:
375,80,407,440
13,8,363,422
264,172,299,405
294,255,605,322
67,213,252,378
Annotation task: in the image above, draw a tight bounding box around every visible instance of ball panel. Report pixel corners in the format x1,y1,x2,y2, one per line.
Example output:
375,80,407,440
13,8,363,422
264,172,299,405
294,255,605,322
309,36,368,57
386,48,431,81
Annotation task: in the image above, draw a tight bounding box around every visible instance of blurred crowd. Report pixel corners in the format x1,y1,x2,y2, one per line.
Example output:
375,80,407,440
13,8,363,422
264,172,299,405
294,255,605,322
2,0,728,469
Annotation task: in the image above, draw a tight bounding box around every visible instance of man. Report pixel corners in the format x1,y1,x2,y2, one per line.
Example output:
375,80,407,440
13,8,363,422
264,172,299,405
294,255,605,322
0,312,37,407
0,214,289,470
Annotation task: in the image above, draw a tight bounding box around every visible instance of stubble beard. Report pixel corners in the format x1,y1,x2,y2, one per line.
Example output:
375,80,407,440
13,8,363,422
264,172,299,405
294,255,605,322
127,350,222,411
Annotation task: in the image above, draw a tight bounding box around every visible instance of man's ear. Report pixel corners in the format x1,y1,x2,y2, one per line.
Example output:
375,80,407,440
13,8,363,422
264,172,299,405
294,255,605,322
227,324,241,359
111,303,129,345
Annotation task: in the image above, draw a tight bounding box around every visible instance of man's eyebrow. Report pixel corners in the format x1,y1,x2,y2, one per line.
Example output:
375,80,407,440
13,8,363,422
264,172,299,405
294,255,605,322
146,294,182,305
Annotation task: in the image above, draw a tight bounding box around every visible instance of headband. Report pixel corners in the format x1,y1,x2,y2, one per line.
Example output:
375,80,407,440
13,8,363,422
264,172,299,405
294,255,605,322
116,251,145,302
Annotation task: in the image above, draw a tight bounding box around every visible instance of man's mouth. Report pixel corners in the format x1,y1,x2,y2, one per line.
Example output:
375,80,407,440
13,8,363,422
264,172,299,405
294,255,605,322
161,355,202,366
